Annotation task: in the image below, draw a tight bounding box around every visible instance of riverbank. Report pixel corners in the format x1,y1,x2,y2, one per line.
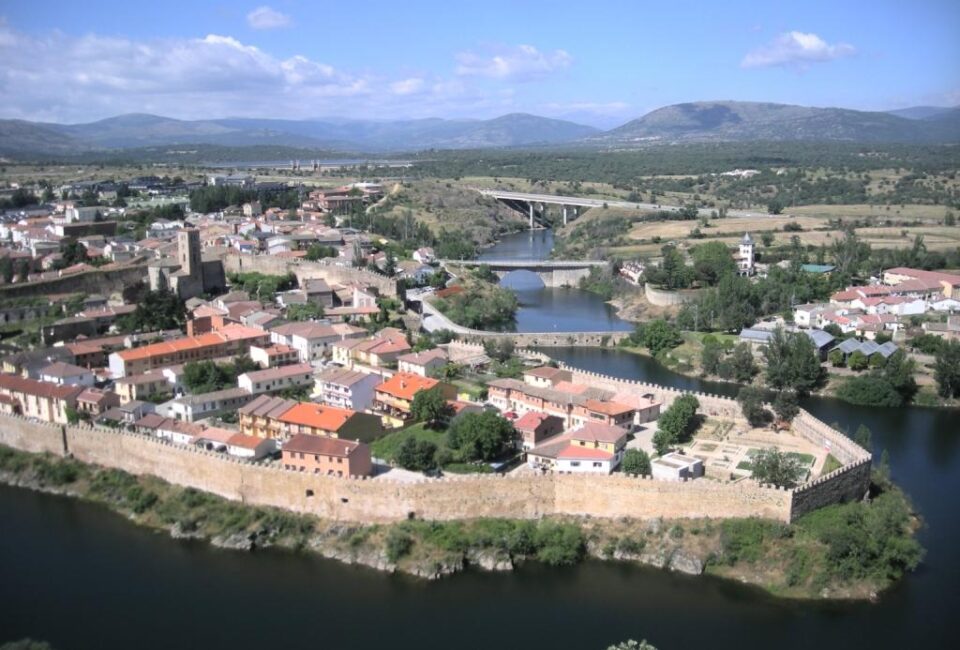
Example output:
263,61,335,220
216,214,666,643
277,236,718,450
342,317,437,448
0,444,921,600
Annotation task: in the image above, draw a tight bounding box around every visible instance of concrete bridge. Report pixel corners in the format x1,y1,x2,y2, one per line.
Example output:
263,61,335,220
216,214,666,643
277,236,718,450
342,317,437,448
475,188,769,228
439,259,607,288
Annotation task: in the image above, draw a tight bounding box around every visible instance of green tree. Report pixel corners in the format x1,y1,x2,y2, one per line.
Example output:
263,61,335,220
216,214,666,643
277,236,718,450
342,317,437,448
305,244,337,261
750,448,804,488
828,348,845,367
933,339,960,398
762,327,824,395
760,231,775,247
395,437,438,471
700,338,722,376
410,386,452,428
737,386,770,427
767,199,784,215
692,241,736,286
483,338,515,363
636,319,682,356
116,290,186,332
773,390,799,422
653,394,700,454
848,350,868,371
447,411,515,461
621,449,651,476
59,240,90,267
728,342,758,382
0,256,13,283
286,303,325,321
853,424,872,450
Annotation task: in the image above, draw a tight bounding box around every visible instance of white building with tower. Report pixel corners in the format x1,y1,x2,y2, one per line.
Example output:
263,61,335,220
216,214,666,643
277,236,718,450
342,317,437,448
738,233,755,275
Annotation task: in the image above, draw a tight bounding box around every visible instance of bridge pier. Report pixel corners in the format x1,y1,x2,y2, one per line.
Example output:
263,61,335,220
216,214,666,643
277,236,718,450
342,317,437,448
563,206,567,226
528,202,534,230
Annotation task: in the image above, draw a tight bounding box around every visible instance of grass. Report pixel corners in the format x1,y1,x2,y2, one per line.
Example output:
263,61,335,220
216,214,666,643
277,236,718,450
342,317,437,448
736,461,753,471
822,455,843,474
370,422,449,462
785,452,816,467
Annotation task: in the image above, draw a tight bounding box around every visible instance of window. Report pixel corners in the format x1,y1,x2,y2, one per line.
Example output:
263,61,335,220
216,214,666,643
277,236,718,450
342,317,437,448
570,461,581,467
593,462,602,467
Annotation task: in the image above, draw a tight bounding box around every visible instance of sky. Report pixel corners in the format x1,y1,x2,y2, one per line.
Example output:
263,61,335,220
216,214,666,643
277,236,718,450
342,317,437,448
0,0,957,127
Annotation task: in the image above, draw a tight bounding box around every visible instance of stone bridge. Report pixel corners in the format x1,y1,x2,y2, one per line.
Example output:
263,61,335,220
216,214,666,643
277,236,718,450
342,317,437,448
439,259,608,288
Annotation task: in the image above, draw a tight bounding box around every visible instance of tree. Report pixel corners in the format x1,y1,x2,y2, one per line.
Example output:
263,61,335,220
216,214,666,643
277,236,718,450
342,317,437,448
767,199,784,215
305,244,337,261
830,229,871,284
636,319,682,356
700,338,722,376
59,240,89,267
773,390,799,422
692,241,736,286
762,327,824,395
621,449,651,476
286,303,324,321
728,343,758,382
15,258,31,282
483,338,515,363
0,256,13,283
934,339,960,398
737,386,770,427
396,437,437,471
848,350,868,371
383,250,397,277
410,386,452,428
653,394,700,454
853,424,872,450
760,231,775,247
116,290,186,332
446,411,515,461
750,448,804,488
828,349,845,367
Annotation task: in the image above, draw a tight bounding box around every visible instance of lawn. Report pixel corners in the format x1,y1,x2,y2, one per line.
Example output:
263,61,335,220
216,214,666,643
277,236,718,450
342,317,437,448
786,452,816,467
370,423,448,462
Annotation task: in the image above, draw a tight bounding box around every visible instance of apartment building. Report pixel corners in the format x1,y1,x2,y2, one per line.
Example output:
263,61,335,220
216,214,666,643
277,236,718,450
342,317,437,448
0,373,83,424
314,366,381,411
281,434,372,477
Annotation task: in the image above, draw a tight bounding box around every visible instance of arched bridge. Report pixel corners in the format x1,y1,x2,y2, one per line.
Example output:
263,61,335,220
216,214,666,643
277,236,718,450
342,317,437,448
439,259,608,288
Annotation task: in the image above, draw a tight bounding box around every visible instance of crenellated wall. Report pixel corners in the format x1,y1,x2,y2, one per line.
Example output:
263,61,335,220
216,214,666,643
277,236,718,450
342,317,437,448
222,254,397,296
0,380,870,524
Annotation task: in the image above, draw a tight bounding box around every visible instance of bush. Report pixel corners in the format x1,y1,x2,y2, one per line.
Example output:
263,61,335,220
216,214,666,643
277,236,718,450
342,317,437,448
835,375,904,407
385,528,414,563
750,448,805,488
621,449,651,476
719,518,790,565
533,522,585,566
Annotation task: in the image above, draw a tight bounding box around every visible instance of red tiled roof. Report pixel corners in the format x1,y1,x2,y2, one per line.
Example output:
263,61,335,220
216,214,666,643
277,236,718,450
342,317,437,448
277,402,356,432
375,372,438,401
283,433,361,457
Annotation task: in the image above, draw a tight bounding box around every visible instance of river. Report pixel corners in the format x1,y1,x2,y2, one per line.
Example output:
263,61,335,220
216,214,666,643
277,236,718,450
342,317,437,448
2,233,958,649
478,230,633,333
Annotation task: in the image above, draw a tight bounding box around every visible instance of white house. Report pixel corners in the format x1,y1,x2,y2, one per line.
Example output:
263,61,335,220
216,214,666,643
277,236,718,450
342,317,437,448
412,247,435,264
314,366,381,411
397,348,448,377
237,363,315,395
651,452,704,481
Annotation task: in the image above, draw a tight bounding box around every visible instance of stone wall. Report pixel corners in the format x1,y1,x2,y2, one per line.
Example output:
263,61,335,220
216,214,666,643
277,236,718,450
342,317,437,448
222,254,397,297
644,283,701,307
0,264,148,300
0,401,868,525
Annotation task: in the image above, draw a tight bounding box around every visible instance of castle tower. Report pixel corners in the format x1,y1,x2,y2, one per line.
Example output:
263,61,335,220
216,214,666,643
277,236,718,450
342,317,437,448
739,233,755,274
178,228,202,280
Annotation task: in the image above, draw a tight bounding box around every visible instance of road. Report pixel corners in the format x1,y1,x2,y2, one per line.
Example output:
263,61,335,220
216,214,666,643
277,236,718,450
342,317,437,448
475,188,770,219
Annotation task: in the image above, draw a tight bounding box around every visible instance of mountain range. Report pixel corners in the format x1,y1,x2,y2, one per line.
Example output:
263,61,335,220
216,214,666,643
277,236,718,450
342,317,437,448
1,101,957,156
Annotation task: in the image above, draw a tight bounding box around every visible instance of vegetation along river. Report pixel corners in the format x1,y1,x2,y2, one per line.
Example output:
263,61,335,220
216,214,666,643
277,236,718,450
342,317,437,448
1,231,957,649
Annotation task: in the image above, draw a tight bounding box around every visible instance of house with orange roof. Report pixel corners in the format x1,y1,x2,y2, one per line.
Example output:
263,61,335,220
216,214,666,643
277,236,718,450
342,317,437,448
0,373,84,424
373,372,456,426
275,401,383,442
108,324,269,377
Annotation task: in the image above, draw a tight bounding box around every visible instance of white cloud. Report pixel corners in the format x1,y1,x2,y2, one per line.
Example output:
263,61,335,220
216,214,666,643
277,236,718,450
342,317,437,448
390,78,425,95
0,24,369,121
456,44,572,80
741,31,854,69
246,6,291,30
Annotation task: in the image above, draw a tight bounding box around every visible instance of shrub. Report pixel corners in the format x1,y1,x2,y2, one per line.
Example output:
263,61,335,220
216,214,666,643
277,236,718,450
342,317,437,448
621,449,651,476
385,528,414,563
750,448,805,488
533,522,584,566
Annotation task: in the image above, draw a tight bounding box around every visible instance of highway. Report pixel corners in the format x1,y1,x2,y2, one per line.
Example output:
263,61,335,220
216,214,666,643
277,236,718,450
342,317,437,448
475,188,770,219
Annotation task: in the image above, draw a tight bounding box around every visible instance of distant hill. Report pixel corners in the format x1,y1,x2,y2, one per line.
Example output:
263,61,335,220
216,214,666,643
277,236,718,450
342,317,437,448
886,106,956,120
596,101,960,145
0,112,598,155
3,102,958,158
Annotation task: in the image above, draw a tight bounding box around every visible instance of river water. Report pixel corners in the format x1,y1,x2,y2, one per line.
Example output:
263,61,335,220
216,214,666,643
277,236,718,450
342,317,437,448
478,230,633,333
1,232,957,649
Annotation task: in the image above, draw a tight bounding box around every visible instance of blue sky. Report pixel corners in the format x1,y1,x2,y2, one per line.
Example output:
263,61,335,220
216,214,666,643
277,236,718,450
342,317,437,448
0,0,957,126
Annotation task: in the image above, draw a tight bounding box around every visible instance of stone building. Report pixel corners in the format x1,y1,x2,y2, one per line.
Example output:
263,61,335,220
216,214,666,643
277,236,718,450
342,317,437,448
148,229,226,300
